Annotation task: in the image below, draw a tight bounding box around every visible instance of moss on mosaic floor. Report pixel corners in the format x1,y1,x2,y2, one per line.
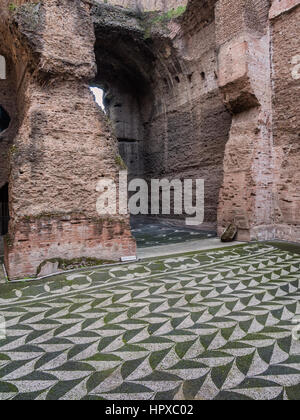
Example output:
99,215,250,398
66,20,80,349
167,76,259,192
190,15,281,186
0,243,300,400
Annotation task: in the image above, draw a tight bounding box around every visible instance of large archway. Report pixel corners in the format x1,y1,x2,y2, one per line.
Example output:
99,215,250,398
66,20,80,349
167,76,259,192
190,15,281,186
92,2,232,247
93,13,153,179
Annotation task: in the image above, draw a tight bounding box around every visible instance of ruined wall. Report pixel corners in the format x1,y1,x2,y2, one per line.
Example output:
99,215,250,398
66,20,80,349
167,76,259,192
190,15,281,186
216,0,275,241
145,7,231,224
0,55,17,190
0,0,136,280
270,0,300,242
216,0,300,242
0,0,22,191
105,87,146,178
96,0,187,12
92,2,155,178
95,0,300,239
93,0,231,224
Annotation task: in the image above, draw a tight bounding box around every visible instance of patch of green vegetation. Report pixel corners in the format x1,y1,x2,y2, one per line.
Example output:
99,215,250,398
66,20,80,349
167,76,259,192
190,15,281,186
164,6,187,20
9,145,18,156
115,154,127,170
3,233,13,248
151,5,186,24
8,3,17,12
36,257,115,277
141,5,187,39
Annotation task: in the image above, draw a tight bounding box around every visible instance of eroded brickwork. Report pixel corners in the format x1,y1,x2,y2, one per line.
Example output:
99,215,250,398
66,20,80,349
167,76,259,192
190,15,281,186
0,0,136,280
271,3,300,241
0,56,17,190
94,0,231,224
97,0,187,12
4,217,135,279
216,0,275,241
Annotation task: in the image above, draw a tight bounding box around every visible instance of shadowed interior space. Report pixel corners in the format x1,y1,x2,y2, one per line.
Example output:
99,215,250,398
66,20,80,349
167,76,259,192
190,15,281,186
0,105,10,133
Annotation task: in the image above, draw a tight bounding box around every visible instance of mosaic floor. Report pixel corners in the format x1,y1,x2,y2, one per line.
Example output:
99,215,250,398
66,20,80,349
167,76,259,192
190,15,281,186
0,243,300,400
131,217,216,248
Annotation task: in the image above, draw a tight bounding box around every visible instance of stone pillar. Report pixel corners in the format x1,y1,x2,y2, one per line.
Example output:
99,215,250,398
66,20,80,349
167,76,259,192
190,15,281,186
269,0,300,241
2,0,136,280
216,0,275,241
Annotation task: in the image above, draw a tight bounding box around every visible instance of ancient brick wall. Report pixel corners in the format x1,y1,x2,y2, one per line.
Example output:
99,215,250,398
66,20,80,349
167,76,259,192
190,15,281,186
94,0,232,225
144,16,232,225
270,1,300,242
216,0,275,241
91,0,300,241
0,0,136,280
0,56,17,190
4,217,135,279
96,0,187,12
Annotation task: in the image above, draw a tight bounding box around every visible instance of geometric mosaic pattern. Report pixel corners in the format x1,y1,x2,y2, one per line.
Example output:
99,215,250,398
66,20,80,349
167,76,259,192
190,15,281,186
0,244,300,400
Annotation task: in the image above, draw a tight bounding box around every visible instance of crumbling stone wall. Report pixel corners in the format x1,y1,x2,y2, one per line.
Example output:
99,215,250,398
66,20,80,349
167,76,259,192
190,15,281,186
93,0,300,240
96,0,187,12
0,0,136,280
217,0,300,242
0,55,18,191
216,0,275,241
93,0,232,223
145,0,231,225
270,0,300,241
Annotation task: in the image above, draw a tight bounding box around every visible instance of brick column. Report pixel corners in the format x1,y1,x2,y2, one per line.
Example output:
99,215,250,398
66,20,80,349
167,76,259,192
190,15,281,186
269,1,300,241
216,0,275,241
2,0,135,279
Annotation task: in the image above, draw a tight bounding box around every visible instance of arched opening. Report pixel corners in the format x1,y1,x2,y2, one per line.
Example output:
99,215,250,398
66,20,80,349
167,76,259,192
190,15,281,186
93,42,150,179
0,105,10,133
92,3,231,250
0,55,6,80
90,86,106,112
0,183,9,236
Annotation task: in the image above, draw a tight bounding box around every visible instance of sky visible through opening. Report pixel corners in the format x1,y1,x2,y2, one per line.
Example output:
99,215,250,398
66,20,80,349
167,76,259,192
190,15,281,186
90,86,105,112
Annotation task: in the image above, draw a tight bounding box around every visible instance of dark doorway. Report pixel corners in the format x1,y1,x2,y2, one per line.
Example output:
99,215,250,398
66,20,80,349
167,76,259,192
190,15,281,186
0,183,9,235
0,105,10,133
